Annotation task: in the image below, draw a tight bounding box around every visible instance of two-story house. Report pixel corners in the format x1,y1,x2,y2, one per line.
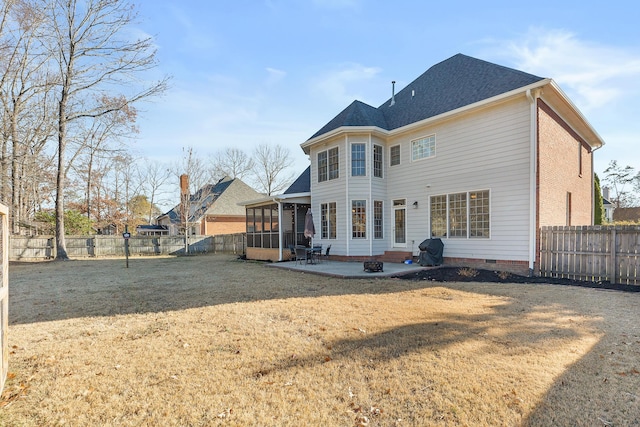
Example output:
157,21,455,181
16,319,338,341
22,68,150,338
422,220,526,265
245,54,605,275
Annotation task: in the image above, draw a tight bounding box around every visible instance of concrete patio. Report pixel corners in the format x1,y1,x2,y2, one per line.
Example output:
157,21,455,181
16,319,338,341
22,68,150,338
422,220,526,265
266,259,431,278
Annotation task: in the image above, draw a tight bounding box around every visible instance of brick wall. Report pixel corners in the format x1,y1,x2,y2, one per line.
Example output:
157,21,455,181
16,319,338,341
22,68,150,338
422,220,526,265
203,216,245,236
537,100,592,227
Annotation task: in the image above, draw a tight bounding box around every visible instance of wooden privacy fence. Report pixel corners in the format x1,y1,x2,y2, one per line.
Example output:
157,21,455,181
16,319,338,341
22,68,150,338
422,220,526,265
0,204,8,393
539,226,640,285
10,233,246,261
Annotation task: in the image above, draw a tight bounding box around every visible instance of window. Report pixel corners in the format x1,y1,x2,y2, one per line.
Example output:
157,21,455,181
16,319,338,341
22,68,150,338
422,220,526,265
321,202,337,239
374,200,383,239
373,145,383,178
318,148,339,182
430,195,447,237
352,200,366,239
469,191,489,237
448,193,467,238
578,142,583,177
430,190,490,238
411,134,436,161
246,204,280,248
566,192,572,226
328,147,339,180
390,145,400,166
318,151,328,182
351,143,366,176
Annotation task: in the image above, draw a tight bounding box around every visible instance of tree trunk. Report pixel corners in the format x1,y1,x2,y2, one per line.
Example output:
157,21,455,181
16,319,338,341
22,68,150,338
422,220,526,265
55,88,69,260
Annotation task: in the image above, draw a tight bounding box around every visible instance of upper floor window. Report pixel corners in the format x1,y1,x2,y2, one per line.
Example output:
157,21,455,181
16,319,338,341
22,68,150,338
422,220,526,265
390,145,400,166
351,143,366,176
373,145,383,178
412,134,436,161
318,148,339,182
328,147,339,180
318,151,328,182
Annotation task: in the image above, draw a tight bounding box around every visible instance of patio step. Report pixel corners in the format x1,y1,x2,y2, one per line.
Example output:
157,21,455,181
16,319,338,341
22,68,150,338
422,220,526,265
381,251,413,263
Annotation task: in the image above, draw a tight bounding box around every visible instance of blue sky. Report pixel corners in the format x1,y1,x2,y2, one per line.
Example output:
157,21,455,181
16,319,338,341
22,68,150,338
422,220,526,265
132,0,640,195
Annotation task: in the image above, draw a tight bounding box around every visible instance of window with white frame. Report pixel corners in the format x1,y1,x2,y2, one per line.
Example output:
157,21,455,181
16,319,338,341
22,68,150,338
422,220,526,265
373,200,383,239
430,190,490,238
328,147,339,180
317,151,328,182
390,145,400,166
321,202,337,239
412,134,436,161
351,143,366,176
469,191,490,237
351,200,366,239
373,145,383,178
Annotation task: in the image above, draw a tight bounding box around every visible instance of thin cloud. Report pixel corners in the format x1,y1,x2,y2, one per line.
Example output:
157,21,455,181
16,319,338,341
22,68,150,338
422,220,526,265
488,28,640,112
265,67,287,87
312,63,383,105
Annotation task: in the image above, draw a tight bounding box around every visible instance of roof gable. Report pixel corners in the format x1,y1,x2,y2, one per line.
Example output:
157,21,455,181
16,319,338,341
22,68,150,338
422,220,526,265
307,53,545,140
160,176,260,223
284,166,311,194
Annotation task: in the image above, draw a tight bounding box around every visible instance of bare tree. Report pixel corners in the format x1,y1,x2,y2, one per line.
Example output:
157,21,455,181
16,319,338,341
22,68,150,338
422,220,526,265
44,0,169,259
139,160,171,223
210,147,254,182
603,160,640,208
0,0,56,233
251,143,294,196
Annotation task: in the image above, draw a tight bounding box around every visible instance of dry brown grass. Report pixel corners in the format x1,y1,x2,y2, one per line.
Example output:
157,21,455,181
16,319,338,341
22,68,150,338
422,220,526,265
2,254,640,426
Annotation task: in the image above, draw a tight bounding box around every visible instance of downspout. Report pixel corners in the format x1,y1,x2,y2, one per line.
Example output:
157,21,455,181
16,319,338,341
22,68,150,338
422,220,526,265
346,135,350,257
369,134,373,257
526,88,539,276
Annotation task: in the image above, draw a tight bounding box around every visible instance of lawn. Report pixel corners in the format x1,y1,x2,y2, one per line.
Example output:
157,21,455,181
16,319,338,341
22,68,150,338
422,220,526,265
1,254,639,426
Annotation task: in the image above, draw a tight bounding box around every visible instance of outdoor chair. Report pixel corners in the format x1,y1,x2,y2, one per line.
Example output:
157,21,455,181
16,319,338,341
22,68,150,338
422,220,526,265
288,244,297,261
295,246,308,265
322,244,331,262
311,244,322,263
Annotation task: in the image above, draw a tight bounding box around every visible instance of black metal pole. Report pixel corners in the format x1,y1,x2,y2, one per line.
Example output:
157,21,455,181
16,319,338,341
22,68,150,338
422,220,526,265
124,225,130,268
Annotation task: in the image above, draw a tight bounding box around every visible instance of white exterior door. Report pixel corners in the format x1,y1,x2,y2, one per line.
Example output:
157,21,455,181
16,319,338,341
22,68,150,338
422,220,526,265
393,199,406,247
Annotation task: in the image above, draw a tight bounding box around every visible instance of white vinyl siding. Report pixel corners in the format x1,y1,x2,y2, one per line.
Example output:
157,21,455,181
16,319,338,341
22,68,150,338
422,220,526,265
386,98,531,261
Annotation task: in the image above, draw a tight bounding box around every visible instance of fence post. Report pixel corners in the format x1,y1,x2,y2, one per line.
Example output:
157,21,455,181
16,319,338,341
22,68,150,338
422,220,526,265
609,227,617,284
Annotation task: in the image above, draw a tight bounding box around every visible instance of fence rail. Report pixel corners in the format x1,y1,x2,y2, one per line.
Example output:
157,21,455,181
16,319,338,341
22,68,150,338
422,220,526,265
10,233,247,261
539,226,640,285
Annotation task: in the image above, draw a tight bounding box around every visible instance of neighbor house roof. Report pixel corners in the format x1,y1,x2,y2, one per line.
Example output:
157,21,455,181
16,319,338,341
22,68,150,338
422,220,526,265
308,54,546,140
159,176,260,224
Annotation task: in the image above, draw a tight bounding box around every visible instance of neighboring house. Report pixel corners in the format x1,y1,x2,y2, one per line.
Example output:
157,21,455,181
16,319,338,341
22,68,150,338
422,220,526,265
158,176,262,236
247,54,604,274
602,187,614,223
241,167,311,261
612,207,640,223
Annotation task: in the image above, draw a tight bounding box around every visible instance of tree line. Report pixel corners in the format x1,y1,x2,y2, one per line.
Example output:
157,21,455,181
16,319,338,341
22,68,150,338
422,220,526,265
0,0,295,259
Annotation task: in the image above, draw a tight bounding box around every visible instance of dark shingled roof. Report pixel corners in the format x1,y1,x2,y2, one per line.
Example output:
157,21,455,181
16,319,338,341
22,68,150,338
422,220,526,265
308,54,545,140
284,166,310,194
161,176,235,223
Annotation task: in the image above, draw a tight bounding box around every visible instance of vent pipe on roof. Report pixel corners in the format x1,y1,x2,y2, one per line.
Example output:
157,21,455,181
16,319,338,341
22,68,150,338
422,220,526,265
390,81,396,106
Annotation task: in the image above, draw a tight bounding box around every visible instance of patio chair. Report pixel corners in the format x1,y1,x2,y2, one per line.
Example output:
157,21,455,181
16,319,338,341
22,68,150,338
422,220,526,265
288,244,297,261
295,246,308,265
311,244,322,263
322,244,331,262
